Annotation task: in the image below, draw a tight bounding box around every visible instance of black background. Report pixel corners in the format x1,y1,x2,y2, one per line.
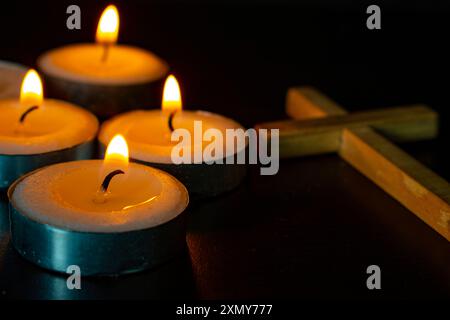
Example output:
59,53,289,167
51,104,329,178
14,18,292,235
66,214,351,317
0,0,449,300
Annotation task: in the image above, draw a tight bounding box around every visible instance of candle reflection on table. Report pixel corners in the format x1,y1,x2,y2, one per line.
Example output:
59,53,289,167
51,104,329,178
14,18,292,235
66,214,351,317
0,194,8,236
0,230,195,299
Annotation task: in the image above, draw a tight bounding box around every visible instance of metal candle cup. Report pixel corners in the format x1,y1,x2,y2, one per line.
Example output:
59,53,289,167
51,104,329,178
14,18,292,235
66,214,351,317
8,180,187,276
0,60,26,99
8,157,189,276
0,140,94,190
99,142,247,198
37,74,165,119
99,75,247,198
0,69,99,189
37,5,168,119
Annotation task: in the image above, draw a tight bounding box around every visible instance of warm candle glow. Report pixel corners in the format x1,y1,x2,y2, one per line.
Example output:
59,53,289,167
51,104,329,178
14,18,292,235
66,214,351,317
104,134,129,168
162,75,182,112
20,69,43,106
96,5,119,45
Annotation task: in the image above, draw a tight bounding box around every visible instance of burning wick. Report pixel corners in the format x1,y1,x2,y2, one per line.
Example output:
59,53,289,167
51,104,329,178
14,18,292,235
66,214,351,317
95,134,128,203
19,69,42,125
168,110,177,132
19,106,39,124
162,75,181,132
100,169,125,193
100,44,110,63
96,5,119,64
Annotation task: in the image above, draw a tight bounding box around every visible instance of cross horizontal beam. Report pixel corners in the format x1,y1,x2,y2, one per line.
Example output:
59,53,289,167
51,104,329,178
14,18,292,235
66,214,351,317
256,104,437,158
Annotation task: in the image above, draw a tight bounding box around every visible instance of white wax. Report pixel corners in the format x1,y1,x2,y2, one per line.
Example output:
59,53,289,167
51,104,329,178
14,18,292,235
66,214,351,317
11,160,189,233
99,109,246,163
0,61,27,99
37,44,169,85
0,99,98,155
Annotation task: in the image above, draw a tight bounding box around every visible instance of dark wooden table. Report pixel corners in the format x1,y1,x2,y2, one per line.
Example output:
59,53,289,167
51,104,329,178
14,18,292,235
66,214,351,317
0,1,449,300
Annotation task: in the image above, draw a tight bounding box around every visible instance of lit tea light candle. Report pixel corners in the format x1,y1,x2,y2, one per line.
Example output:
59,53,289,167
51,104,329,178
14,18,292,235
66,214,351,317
37,4,169,118
8,135,189,276
0,69,98,189
99,75,247,197
0,60,27,99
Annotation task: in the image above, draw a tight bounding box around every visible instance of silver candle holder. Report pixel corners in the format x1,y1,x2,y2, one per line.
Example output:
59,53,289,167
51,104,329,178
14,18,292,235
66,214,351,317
0,141,94,190
8,166,189,277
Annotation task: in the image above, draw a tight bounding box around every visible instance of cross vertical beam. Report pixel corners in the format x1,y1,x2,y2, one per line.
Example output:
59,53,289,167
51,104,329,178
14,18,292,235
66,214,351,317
285,87,450,242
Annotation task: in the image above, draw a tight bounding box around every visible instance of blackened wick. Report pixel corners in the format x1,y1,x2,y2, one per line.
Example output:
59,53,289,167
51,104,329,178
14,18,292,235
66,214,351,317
19,105,39,124
101,169,125,193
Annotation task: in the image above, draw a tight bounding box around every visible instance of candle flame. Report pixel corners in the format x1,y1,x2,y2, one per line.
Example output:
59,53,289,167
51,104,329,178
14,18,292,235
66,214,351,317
20,69,43,106
162,75,182,112
104,134,129,168
96,5,119,45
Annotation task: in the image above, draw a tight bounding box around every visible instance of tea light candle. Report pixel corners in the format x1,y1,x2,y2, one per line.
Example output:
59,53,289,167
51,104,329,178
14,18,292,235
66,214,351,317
8,135,189,276
0,69,98,189
99,75,247,197
0,60,26,99
37,5,169,118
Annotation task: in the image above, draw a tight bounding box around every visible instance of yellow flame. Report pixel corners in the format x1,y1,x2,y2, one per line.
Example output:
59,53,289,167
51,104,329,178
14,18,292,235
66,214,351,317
104,134,129,167
96,5,119,44
20,69,43,106
162,75,182,112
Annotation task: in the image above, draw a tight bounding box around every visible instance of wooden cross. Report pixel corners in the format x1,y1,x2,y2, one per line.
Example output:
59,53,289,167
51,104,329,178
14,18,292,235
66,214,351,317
256,87,450,242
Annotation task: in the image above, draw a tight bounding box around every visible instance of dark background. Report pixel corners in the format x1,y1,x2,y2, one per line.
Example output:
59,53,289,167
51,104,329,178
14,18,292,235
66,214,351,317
0,0,449,300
